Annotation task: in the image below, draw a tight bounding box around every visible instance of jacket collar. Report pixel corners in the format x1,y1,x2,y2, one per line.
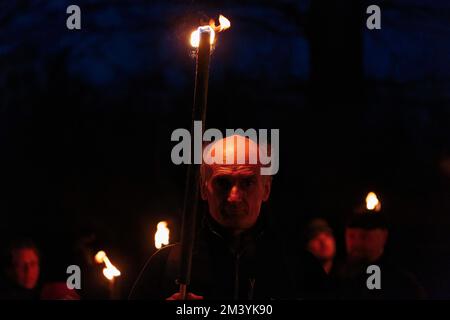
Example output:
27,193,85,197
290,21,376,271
200,213,266,255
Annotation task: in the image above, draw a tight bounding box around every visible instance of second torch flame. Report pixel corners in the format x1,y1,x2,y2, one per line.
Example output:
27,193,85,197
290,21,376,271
155,221,170,249
190,15,231,48
366,192,381,212
95,250,121,281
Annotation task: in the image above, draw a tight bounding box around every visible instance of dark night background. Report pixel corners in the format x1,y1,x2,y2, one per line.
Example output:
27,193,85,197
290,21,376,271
1,0,449,298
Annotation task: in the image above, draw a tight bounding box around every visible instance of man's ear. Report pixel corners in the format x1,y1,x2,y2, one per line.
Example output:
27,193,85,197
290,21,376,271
262,176,272,202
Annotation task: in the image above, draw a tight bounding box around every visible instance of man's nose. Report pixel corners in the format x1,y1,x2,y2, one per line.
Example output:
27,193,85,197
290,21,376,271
227,185,242,202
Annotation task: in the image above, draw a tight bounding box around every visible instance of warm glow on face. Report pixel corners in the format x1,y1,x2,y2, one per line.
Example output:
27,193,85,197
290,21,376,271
155,221,170,249
366,192,381,211
12,248,40,290
190,15,231,48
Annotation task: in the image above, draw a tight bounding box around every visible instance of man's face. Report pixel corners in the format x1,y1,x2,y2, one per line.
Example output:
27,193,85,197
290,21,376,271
11,248,40,289
345,228,388,263
201,164,271,233
307,232,336,262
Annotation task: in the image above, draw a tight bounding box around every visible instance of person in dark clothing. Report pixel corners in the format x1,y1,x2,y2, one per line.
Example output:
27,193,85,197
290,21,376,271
130,135,328,300
304,218,336,275
0,239,41,300
130,213,327,300
336,211,426,299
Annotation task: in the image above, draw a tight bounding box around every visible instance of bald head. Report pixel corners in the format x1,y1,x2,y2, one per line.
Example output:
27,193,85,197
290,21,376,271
200,135,272,234
201,134,268,181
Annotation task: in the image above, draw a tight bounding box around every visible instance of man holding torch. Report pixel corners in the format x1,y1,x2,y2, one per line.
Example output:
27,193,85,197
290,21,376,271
130,14,326,300
129,135,328,300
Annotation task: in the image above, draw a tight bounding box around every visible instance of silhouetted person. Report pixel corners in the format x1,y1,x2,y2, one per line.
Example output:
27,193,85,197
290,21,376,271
336,212,426,299
0,239,41,299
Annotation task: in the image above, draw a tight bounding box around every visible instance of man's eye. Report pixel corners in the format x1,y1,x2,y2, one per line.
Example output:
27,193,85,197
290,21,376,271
214,177,231,189
241,179,255,188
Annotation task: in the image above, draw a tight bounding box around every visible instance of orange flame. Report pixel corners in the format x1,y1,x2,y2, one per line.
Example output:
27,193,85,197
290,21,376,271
95,250,106,264
190,15,231,48
95,250,121,281
366,192,381,212
213,15,231,32
155,221,170,249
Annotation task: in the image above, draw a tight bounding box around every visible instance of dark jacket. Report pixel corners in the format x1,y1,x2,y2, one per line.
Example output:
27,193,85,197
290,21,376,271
335,255,426,299
0,277,40,300
129,215,328,300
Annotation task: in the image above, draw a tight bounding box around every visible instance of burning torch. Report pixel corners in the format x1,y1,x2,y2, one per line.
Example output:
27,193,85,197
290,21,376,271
178,15,230,300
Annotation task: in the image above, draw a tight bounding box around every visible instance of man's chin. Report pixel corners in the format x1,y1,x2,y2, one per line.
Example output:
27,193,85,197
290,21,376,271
222,214,248,229
226,212,246,218
221,209,247,218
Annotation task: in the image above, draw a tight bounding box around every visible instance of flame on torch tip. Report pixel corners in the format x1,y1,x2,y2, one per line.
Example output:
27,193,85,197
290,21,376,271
95,250,106,264
366,192,381,212
95,250,121,280
190,15,231,48
190,27,215,48
157,221,167,229
102,256,121,280
155,221,170,249
218,15,231,31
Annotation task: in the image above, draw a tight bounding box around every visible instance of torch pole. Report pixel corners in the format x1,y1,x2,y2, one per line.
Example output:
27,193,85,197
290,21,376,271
178,28,211,300
109,278,116,300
